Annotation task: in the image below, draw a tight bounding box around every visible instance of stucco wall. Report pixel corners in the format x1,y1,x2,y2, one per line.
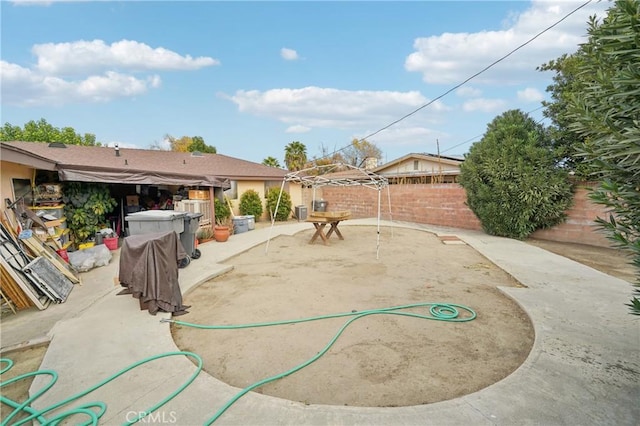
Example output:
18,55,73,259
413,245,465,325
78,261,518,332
0,160,34,217
317,182,612,248
229,180,303,222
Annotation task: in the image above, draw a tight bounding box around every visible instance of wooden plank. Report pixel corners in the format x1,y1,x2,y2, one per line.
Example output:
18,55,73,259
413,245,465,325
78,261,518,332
306,215,351,223
0,287,17,314
0,257,49,310
308,210,351,218
0,264,33,309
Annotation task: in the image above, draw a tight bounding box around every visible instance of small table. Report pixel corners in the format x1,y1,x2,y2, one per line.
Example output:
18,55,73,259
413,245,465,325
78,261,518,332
306,212,351,245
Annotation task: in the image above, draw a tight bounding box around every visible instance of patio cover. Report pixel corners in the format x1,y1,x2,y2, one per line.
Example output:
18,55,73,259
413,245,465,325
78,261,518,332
58,166,230,188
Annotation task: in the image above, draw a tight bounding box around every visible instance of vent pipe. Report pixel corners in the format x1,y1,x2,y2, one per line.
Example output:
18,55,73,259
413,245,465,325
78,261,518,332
115,144,120,157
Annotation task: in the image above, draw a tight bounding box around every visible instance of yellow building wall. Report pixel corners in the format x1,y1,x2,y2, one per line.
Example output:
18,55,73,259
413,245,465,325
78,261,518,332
227,180,302,221
1,160,35,217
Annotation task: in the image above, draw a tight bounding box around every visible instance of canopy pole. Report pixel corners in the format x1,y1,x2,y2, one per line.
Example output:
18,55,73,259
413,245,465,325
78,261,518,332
265,179,286,254
376,187,382,260
385,184,393,236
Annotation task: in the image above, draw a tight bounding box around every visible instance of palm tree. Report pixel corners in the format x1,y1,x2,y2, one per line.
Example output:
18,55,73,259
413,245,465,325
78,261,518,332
262,156,281,168
284,141,307,171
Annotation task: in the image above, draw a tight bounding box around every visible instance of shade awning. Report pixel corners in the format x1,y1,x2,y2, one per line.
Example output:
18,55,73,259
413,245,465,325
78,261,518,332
58,167,230,188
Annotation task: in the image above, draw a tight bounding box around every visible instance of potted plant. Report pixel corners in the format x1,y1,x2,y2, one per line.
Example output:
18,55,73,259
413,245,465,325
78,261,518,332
213,197,232,242
196,225,214,244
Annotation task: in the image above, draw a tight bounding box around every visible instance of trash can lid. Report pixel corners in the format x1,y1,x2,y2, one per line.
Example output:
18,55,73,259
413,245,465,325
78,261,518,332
125,210,188,221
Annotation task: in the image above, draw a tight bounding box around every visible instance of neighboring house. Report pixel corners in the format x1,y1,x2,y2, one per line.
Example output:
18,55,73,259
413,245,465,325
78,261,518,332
0,141,301,224
372,153,463,184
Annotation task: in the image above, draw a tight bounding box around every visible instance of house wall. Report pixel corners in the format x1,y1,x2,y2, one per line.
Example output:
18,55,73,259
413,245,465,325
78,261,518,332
378,158,461,174
318,182,612,247
228,180,303,222
0,160,35,217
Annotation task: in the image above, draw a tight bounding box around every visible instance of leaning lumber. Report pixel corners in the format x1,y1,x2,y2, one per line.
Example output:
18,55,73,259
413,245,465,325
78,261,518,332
0,264,33,310
0,257,49,310
21,236,80,284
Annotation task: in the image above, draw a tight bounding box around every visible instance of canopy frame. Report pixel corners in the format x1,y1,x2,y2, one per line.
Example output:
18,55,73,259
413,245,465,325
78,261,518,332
266,163,392,259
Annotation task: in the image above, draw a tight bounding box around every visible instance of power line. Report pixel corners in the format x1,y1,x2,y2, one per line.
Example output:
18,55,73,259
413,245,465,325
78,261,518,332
322,0,593,160
440,104,548,155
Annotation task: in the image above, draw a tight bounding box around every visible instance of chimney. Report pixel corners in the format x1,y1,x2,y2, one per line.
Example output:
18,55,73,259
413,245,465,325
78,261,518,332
115,143,120,157
364,157,378,170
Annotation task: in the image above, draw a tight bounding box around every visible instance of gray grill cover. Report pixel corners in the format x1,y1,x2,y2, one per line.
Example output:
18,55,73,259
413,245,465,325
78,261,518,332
118,231,188,315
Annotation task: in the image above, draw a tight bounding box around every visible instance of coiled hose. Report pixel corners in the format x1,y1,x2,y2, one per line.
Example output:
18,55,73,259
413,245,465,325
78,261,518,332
1,302,475,425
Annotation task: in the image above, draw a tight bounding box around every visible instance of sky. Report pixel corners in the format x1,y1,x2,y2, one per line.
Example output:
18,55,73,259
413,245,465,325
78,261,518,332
1,0,610,166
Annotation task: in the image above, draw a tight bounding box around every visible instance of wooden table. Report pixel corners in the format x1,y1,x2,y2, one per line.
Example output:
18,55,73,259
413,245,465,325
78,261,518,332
306,212,351,245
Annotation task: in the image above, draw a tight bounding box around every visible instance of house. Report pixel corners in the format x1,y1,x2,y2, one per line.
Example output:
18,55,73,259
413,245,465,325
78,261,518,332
0,141,302,229
372,153,463,184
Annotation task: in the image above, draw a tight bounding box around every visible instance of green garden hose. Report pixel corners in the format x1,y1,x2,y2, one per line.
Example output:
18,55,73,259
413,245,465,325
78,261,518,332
0,351,202,426
1,302,475,425
167,302,476,425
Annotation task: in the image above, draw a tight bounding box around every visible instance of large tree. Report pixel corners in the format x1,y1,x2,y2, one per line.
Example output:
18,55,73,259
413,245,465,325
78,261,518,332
165,135,216,153
341,138,382,167
537,54,593,178
187,136,216,153
284,141,307,171
0,118,98,145
563,0,640,314
459,109,573,239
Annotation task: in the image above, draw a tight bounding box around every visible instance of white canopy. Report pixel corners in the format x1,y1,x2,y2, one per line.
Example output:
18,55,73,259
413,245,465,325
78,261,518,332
266,163,392,258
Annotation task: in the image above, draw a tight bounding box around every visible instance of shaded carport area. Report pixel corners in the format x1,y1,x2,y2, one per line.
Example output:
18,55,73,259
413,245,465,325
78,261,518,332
1,141,231,237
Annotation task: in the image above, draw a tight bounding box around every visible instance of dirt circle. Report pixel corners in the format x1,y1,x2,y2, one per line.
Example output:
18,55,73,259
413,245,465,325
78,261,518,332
172,226,534,407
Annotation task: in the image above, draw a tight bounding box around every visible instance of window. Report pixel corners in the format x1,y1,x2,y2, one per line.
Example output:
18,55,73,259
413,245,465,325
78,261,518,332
224,181,238,200
413,160,419,171
11,178,33,206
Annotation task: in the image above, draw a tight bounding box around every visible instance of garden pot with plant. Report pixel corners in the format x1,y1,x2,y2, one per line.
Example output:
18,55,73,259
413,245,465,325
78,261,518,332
197,225,215,244
213,197,232,242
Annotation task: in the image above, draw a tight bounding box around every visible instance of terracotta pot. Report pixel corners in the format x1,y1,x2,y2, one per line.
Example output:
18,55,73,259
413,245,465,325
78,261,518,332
213,225,230,242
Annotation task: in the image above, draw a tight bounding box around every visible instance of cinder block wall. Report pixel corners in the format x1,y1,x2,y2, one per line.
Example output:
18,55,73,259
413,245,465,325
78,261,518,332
529,182,610,247
313,182,612,248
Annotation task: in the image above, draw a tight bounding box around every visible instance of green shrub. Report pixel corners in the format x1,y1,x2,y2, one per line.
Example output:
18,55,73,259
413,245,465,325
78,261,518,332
214,196,231,225
265,187,292,221
239,189,264,219
62,182,117,244
459,109,573,239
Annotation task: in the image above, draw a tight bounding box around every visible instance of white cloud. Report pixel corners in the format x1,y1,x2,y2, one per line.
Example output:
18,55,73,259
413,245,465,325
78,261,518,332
33,39,219,75
281,48,299,61
1,38,216,106
456,86,482,97
405,0,609,85
227,86,449,131
517,87,544,102
462,98,507,113
285,125,311,133
1,60,160,106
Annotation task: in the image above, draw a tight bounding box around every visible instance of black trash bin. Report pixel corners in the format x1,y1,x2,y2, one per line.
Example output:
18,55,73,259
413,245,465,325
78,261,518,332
180,212,203,260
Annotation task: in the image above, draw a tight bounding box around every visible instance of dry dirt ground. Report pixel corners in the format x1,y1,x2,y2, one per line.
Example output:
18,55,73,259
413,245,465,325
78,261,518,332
173,226,532,408
1,225,635,417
